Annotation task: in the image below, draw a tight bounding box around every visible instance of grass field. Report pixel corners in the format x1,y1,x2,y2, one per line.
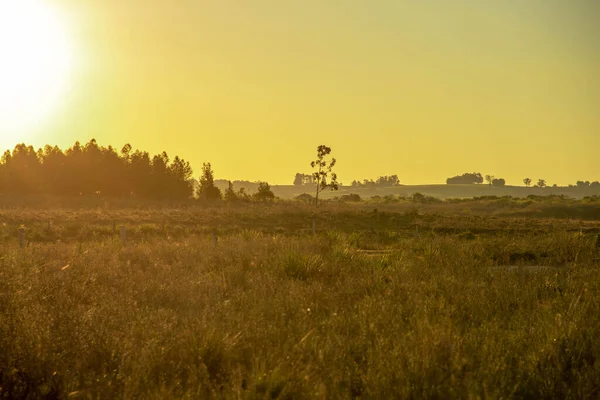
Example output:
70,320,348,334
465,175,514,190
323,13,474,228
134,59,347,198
1,200,599,398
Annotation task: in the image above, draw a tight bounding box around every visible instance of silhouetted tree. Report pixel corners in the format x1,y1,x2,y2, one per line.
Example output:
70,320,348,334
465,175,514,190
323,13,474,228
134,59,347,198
576,181,591,188
0,151,11,193
254,182,275,201
224,181,238,201
38,145,66,195
363,179,376,187
537,179,547,188
492,178,506,187
168,156,194,199
237,187,251,201
150,152,170,197
446,172,484,185
102,146,123,195
310,145,339,206
293,173,304,186
376,175,400,186
5,144,42,194
485,175,495,186
129,150,152,197
198,163,222,200
523,178,532,187
293,173,314,186
303,174,314,185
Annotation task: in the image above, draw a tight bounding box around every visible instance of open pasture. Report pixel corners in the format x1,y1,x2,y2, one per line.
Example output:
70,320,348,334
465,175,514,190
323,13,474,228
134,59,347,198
1,202,599,398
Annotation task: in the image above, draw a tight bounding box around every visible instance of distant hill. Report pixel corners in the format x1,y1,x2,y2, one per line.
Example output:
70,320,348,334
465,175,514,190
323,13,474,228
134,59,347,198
223,184,600,200
213,180,600,200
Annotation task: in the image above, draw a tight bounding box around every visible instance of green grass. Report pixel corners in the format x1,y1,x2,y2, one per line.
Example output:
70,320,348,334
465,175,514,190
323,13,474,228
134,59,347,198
1,203,599,398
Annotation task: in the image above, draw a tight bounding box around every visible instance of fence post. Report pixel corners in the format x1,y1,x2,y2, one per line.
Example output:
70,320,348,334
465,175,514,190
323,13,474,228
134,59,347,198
312,218,316,235
120,225,127,245
18,227,25,248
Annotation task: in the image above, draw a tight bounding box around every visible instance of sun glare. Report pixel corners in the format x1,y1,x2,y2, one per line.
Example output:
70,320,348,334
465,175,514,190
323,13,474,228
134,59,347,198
0,0,74,138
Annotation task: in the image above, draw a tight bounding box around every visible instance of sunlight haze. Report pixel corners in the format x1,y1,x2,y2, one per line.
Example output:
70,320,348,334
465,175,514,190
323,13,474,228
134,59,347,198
0,0,74,136
1,0,598,185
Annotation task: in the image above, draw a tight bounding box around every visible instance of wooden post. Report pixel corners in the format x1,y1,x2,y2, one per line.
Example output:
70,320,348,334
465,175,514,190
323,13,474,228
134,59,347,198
212,229,218,245
396,219,400,237
120,225,127,245
312,219,316,235
18,227,25,248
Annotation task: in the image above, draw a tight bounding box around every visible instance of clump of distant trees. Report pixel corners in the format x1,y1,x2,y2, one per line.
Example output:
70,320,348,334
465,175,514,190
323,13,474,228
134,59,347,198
573,181,600,189
483,175,506,187
522,179,600,189
293,173,315,186
446,172,484,185
0,140,277,202
0,140,194,199
492,178,506,187
351,175,400,187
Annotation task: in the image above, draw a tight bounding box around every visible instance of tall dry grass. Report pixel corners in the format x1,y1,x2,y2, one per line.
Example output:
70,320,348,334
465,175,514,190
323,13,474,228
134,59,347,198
1,220,599,398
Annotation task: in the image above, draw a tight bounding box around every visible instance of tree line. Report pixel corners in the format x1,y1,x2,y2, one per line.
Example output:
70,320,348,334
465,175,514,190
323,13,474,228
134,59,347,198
0,140,287,202
293,174,400,188
2,140,596,201
350,175,400,187
0,140,195,199
447,172,599,189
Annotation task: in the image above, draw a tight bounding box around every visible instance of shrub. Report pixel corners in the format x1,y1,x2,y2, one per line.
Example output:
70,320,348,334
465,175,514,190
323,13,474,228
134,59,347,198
294,193,314,203
411,192,441,204
339,193,362,202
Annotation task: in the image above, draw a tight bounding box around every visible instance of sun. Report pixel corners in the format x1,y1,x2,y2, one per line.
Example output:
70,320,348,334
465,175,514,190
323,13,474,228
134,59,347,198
0,0,74,139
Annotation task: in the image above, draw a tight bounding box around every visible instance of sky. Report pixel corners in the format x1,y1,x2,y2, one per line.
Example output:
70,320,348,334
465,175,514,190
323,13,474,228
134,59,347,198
1,0,599,185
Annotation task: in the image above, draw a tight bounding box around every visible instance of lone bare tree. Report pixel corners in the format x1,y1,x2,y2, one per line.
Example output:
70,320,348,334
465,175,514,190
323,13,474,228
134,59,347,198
311,145,339,206
523,177,532,187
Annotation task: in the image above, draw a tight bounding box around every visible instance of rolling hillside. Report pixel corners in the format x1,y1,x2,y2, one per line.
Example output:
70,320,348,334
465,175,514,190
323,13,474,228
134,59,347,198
254,184,600,200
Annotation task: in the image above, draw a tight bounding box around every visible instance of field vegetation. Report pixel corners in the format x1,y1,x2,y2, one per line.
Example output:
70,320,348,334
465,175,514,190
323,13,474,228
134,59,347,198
1,198,599,398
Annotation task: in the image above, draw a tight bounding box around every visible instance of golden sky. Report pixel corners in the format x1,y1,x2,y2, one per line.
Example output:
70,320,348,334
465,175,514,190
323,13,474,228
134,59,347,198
2,0,599,185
